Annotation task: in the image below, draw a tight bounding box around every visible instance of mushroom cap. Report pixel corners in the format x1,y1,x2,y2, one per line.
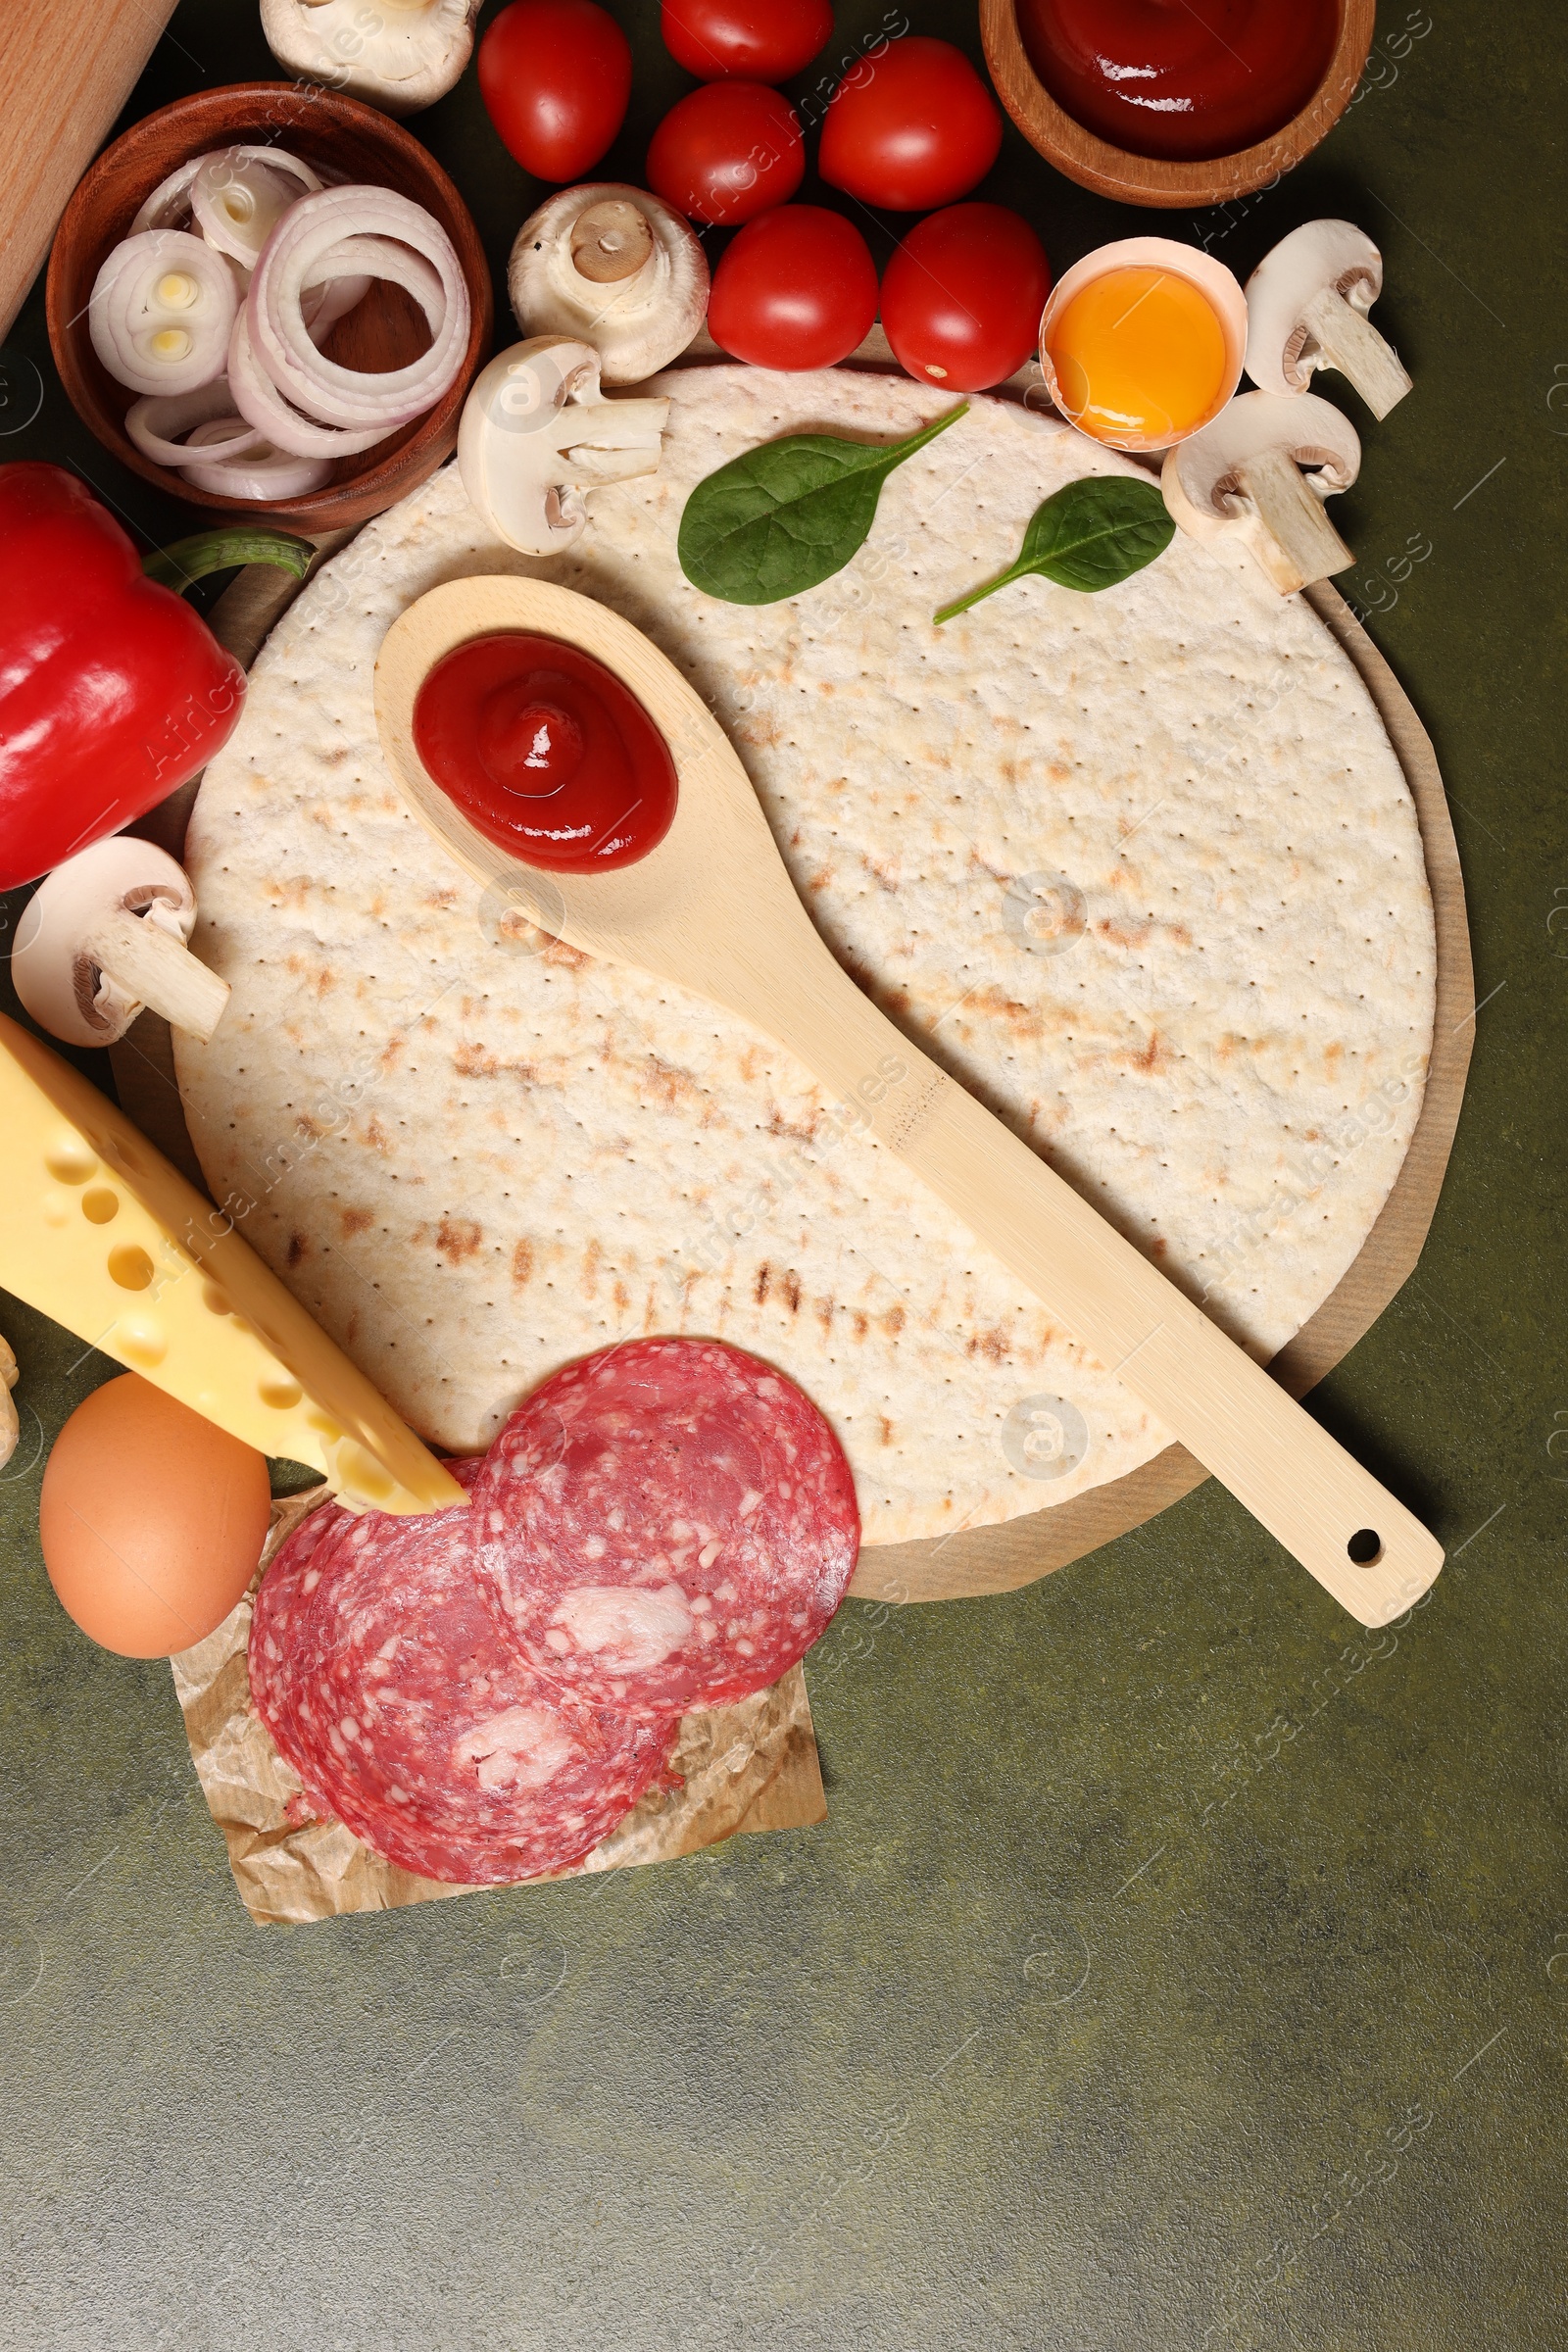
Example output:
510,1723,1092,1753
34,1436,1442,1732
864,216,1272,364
1163,390,1362,539
1245,220,1386,396
259,0,477,118
12,836,196,1049
509,184,709,385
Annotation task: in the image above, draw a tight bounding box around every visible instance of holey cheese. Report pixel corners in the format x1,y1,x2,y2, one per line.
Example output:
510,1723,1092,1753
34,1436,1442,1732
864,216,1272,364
176,368,1436,1545
0,1015,463,1515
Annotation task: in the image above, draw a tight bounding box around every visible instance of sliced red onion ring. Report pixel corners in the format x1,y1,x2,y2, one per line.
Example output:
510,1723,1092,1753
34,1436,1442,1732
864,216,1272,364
227,306,396,458
294,235,443,388
130,156,205,236
124,379,262,466
130,144,318,237
248,185,468,432
192,148,319,269
178,419,331,500
303,270,372,345
89,229,236,397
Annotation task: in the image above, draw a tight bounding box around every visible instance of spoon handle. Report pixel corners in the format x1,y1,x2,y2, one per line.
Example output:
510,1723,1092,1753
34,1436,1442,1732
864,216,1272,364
707,923,1442,1628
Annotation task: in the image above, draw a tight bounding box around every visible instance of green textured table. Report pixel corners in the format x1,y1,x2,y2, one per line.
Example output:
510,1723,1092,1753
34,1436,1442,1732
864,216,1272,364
2,5,1564,2346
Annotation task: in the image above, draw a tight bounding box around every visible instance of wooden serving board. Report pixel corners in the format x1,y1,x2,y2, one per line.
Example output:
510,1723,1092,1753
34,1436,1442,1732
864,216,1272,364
117,543,1470,1614
858,584,1472,1601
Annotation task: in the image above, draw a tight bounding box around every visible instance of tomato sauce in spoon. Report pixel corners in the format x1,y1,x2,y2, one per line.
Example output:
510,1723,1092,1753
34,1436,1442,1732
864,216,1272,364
413,632,678,873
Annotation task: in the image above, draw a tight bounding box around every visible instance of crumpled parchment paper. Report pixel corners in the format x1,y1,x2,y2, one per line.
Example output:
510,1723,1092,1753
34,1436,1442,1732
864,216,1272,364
171,1489,827,1927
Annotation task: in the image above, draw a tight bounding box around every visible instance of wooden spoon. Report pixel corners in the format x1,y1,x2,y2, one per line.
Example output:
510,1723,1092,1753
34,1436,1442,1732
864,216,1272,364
375,576,1443,1629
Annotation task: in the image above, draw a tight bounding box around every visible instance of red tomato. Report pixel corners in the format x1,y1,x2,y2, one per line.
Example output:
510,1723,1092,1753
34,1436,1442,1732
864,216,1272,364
647,83,804,225
708,205,877,370
478,0,632,182
818,35,1002,211
881,204,1052,392
662,0,833,82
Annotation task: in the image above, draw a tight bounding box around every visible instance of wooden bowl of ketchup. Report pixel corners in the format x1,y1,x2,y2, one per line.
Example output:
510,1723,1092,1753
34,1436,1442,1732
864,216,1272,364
980,0,1376,209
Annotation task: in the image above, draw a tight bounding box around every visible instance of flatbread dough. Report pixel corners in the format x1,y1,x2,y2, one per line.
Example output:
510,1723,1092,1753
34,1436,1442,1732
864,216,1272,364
176,366,1435,1545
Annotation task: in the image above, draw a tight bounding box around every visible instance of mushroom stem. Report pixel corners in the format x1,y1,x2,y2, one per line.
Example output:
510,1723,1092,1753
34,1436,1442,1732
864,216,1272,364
1231,445,1354,595
1298,284,1412,421
570,201,656,286
83,909,231,1043
563,401,672,481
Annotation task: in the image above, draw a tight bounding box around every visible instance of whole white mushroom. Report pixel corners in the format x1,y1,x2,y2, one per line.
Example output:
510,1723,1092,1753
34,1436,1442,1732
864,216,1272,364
260,0,478,117
510,185,709,385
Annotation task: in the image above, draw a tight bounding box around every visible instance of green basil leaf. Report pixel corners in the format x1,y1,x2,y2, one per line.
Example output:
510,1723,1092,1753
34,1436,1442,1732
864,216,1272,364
933,474,1174,624
679,403,968,606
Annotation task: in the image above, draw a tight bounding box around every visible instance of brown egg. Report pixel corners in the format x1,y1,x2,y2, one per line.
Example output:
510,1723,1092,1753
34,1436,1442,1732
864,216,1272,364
39,1374,272,1657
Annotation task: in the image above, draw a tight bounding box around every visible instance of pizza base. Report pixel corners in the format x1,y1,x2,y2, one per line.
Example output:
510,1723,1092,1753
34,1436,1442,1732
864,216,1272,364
176,367,1435,1544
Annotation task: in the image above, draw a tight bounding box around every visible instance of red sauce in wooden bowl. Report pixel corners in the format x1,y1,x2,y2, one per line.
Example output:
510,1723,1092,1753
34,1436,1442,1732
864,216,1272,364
1017,0,1339,162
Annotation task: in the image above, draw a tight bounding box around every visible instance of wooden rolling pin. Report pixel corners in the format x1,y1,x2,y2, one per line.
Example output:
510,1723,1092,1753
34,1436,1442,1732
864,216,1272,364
0,0,177,342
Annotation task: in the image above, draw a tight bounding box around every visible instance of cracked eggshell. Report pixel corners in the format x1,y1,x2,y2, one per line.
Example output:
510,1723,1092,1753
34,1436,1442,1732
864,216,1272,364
1038,234,1248,455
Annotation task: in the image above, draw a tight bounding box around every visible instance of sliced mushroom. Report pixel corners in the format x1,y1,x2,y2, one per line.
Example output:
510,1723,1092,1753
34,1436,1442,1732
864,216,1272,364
458,336,670,558
12,838,231,1048
1162,391,1362,597
260,0,478,117
1245,220,1412,422
510,185,709,385
0,1332,17,1472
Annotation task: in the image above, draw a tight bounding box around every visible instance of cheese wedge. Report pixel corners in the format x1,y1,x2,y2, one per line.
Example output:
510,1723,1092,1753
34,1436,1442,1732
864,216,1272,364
0,1012,465,1515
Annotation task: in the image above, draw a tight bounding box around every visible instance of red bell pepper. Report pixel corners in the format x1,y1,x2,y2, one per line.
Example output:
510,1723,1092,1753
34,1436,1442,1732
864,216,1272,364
0,464,311,891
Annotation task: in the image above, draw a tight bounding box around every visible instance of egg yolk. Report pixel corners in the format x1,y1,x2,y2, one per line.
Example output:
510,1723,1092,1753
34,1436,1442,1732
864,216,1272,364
1047,266,1229,448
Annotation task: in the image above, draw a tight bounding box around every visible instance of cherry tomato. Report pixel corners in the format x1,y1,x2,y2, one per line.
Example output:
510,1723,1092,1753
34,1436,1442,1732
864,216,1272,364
881,204,1052,392
647,83,804,225
708,205,878,370
662,0,833,82
818,35,1002,212
478,0,632,183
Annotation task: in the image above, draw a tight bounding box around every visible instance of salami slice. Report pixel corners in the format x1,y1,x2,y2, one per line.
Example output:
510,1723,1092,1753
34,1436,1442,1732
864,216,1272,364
472,1339,860,1720
248,1491,354,1813
250,1460,677,1885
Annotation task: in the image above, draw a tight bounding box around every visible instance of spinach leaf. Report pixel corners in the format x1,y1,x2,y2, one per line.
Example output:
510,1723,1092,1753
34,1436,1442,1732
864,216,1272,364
679,403,968,606
933,474,1174,624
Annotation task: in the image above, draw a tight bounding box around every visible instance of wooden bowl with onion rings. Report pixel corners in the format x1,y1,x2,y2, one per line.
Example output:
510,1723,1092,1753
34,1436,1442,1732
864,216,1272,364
47,82,492,531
